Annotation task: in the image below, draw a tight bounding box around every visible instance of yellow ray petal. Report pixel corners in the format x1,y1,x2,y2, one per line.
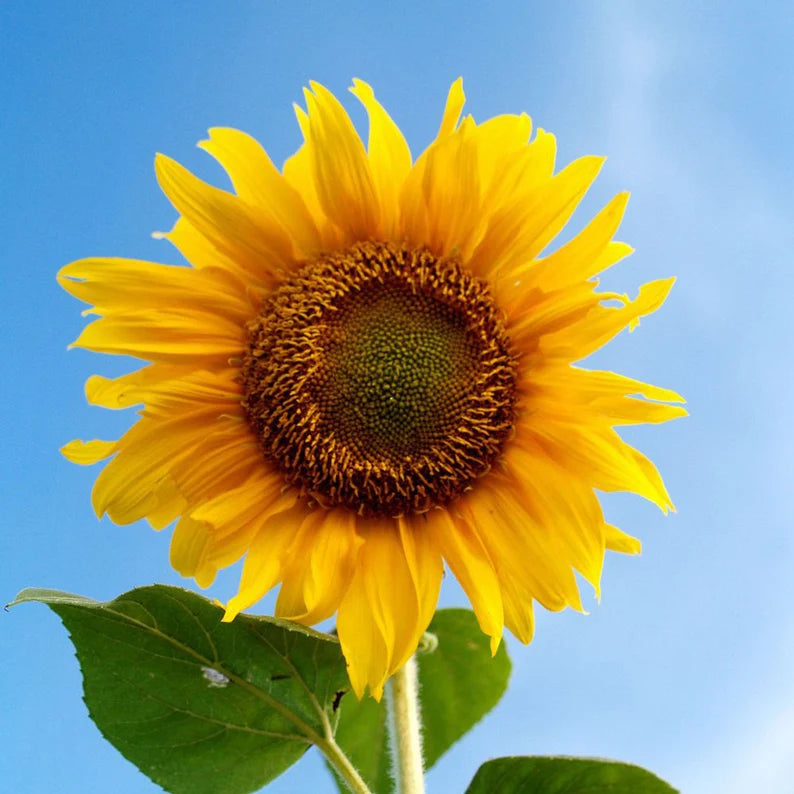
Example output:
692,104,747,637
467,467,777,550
489,127,558,209
334,562,390,700
70,308,245,363
542,278,676,361
501,576,536,645
436,77,465,139
301,81,380,241
222,501,303,622
506,282,603,348
84,365,195,409
424,509,504,653
516,364,687,429
58,259,253,322
155,154,293,285
190,468,288,531
502,443,605,593
472,113,533,193
400,119,486,258
521,420,674,512
276,508,362,625
530,192,632,289
336,519,442,700
281,105,344,250
397,517,444,666
539,366,686,405
169,515,217,588
172,433,261,505
91,407,234,523
349,79,413,239
60,439,116,465
144,476,188,530
88,366,240,416
198,127,321,256
593,396,689,426
470,154,605,280
153,216,241,274
603,524,642,555
465,480,584,615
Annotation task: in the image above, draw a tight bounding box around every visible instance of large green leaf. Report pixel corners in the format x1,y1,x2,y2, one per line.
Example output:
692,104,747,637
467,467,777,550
11,585,350,794
465,756,679,793
331,608,512,793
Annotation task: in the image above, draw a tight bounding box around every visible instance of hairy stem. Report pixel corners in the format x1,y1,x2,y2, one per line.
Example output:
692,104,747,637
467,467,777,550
388,655,425,794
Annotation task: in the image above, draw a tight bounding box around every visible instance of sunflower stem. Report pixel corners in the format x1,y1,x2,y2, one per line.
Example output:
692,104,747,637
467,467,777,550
387,655,425,794
318,733,373,794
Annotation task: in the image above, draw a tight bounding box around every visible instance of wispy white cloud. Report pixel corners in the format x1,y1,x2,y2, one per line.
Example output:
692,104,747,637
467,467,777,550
592,6,794,794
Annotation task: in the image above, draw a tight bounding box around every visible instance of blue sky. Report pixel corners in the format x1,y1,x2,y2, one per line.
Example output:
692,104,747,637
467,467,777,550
2,1,792,792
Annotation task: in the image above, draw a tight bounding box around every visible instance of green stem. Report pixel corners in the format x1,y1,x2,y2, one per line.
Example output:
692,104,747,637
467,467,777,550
388,655,425,794
317,733,373,794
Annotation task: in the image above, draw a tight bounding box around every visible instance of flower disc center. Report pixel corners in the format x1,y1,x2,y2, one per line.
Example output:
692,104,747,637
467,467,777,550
243,241,516,517
321,285,476,461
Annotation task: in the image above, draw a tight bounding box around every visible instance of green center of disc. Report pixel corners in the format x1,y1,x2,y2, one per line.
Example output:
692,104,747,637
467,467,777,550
318,284,476,461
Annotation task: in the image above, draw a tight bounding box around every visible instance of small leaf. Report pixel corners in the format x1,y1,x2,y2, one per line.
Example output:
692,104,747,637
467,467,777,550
464,756,679,794
331,608,511,793
11,585,349,794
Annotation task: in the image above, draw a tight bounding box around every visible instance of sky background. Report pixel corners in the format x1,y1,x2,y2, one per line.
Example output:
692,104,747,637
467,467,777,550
2,1,792,792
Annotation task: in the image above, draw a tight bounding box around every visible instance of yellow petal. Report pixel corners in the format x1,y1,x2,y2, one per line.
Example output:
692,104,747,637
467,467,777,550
530,192,631,289
542,278,677,361
425,509,504,653
507,282,603,347
400,118,485,258
276,508,362,625
87,367,241,416
397,516,444,666
301,81,380,241
198,127,321,256
155,153,292,285
520,420,673,512
58,258,253,322
464,478,584,614
500,576,536,645
223,500,303,622
172,432,261,506
593,396,689,426
60,439,116,465
153,216,241,273
349,79,413,239
281,107,344,250
472,113,533,195
169,515,217,588
545,367,686,405
85,365,192,409
336,519,442,700
145,476,187,530
91,408,234,523
515,365,687,428
603,524,642,555
502,443,605,593
436,77,465,139
70,308,245,363
470,154,605,281
190,469,288,531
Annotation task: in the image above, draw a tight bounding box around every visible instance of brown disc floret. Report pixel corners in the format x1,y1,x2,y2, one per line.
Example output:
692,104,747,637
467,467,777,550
242,241,516,517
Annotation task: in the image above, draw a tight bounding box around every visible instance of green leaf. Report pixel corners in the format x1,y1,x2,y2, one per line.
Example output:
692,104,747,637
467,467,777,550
331,608,511,793
464,756,679,794
11,585,350,794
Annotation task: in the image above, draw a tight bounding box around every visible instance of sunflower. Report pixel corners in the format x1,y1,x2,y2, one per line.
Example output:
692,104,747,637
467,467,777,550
60,79,685,699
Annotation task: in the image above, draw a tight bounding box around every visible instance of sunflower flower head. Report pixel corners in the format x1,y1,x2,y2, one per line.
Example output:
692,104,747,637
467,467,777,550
60,79,686,700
